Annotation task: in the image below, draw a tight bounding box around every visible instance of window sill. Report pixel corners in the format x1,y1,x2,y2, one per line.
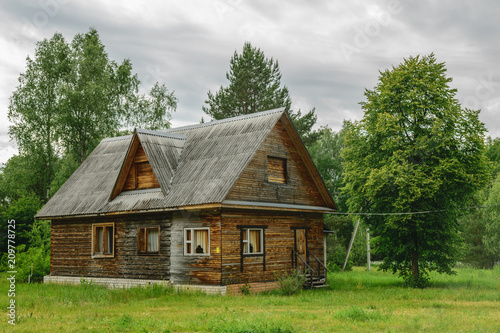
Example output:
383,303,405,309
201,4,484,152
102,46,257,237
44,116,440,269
92,254,115,259
243,253,264,257
184,254,211,257
137,252,160,256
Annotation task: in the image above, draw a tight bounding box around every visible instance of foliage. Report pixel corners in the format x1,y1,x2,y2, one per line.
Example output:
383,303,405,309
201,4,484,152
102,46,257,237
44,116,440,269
239,283,252,295
288,108,320,147
0,193,41,251
0,155,40,203
342,54,491,286
483,173,500,261
325,215,370,270
1,219,50,282
203,42,291,119
58,28,177,163
202,41,318,145
8,32,70,201
485,136,500,177
273,269,306,295
7,28,177,206
308,125,350,208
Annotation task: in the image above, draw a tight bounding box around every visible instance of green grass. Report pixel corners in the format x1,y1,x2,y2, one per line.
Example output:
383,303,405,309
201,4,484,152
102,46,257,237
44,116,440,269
1,266,499,332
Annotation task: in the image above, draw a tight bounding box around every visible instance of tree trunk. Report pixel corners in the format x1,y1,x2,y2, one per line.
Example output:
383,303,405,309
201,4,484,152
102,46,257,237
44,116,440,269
411,248,419,277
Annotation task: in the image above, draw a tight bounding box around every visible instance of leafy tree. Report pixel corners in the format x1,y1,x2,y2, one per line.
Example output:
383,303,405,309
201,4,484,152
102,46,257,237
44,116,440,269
458,188,496,268
7,28,177,203
0,194,41,251
483,173,500,262
485,137,500,177
60,28,177,163
203,42,317,144
342,54,491,287
8,33,71,200
308,123,351,208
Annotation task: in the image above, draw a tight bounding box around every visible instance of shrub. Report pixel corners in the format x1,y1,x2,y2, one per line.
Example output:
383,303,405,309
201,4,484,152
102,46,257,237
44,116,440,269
274,269,305,296
239,283,252,295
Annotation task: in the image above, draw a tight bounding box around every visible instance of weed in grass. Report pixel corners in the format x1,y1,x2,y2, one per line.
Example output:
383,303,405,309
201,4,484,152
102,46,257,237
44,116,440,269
240,282,252,295
274,269,305,296
335,306,386,322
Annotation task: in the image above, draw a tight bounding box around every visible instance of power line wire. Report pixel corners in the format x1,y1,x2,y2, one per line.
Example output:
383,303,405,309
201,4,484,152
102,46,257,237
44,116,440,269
335,203,500,216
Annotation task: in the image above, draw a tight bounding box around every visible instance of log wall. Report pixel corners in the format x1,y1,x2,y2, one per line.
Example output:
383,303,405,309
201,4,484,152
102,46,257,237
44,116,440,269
226,121,326,207
169,210,222,285
50,213,171,280
220,209,324,285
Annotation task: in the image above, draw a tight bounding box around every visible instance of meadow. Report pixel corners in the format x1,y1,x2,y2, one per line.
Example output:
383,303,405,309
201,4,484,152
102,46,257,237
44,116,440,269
1,266,499,332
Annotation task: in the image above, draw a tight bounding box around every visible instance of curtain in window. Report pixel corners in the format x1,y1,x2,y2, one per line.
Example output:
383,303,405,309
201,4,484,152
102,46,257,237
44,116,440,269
106,227,113,254
97,227,104,253
249,230,260,253
195,230,208,254
147,228,159,252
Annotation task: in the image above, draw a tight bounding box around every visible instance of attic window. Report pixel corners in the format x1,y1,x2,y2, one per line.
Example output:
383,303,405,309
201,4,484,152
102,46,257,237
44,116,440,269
267,156,287,184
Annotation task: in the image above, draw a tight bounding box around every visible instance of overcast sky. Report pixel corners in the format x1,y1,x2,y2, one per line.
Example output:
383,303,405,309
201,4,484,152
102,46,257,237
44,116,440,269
1,0,499,164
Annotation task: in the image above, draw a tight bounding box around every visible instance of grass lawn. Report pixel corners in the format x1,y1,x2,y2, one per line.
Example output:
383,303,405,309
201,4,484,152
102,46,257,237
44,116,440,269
1,266,499,332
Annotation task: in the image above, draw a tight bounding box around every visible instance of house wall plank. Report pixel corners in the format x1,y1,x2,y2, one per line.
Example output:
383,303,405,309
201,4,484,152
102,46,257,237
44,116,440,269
220,209,324,285
226,120,327,207
169,210,222,285
50,213,171,280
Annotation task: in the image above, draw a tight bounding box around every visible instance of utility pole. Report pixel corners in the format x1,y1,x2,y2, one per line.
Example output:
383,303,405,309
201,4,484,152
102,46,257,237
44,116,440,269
366,228,371,271
343,218,360,271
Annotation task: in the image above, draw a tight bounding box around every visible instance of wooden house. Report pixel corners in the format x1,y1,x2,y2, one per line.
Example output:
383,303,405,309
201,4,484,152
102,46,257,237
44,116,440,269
36,108,337,292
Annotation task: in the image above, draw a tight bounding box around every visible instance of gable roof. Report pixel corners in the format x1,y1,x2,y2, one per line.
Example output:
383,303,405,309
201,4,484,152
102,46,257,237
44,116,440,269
36,108,336,219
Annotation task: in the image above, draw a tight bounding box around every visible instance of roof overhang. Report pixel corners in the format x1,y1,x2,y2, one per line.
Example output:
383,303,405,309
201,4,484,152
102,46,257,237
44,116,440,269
221,200,337,214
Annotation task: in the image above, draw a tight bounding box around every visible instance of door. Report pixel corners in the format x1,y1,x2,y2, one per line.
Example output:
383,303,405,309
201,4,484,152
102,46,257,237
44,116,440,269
294,228,308,270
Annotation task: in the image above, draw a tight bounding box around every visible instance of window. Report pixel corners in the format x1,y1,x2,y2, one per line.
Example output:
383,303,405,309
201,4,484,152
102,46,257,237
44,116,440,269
242,228,263,254
184,228,210,255
267,156,287,184
138,226,160,254
92,223,114,257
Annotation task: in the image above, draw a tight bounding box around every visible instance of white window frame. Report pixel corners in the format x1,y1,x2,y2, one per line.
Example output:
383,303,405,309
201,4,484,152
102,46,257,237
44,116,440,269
243,228,264,255
92,223,115,258
184,227,210,256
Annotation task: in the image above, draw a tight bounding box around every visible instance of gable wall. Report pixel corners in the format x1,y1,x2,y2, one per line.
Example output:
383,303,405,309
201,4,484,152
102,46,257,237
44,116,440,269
123,144,160,191
50,213,171,280
226,120,327,207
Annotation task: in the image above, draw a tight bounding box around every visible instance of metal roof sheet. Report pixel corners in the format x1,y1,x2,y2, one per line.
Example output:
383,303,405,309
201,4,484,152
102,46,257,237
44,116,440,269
36,108,286,218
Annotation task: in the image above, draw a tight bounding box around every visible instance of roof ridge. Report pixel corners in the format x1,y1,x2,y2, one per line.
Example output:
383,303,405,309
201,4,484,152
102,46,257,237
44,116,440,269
166,107,285,133
136,128,187,140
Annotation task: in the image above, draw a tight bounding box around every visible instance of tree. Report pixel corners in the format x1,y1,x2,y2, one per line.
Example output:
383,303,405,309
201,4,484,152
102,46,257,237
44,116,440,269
60,28,178,163
458,188,497,269
202,42,317,144
308,125,347,207
8,33,71,200
485,137,500,177
483,173,500,262
8,28,177,203
342,54,491,287
203,42,291,119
